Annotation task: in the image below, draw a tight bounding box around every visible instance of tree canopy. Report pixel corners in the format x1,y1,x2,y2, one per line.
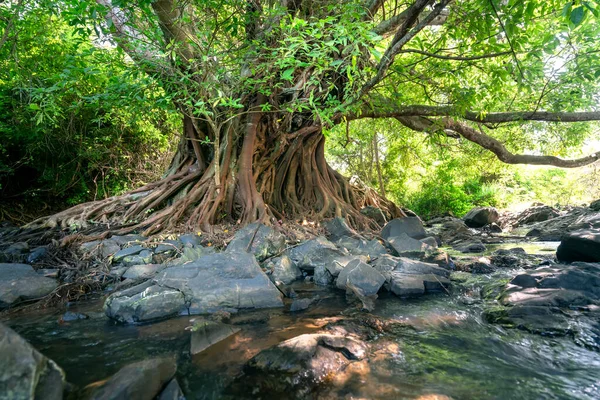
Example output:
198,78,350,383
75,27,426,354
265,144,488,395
2,0,600,233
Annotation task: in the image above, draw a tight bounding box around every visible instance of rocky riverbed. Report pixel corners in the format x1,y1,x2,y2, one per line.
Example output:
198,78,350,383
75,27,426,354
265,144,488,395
1,202,599,399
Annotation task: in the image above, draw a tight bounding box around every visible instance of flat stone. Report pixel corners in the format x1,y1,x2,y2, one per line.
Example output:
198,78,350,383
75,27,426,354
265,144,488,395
122,250,153,267
89,357,176,400
122,264,168,280
226,223,286,262
154,252,283,314
104,281,186,323
113,245,145,262
387,233,431,257
190,319,240,355
285,236,346,272
265,255,303,285
154,240,182,254
335,236,387,259
110,234,146,246
179,233,202,248
381,217,427,240
0,263,57,308
390,274,425,297
336,259,385,296
0,322,65,399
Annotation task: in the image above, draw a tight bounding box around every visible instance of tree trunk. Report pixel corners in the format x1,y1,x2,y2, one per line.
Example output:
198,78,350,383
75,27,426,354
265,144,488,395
27,107,403,235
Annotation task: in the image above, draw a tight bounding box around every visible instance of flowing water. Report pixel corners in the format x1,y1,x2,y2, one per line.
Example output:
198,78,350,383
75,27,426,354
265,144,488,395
2,270,599,399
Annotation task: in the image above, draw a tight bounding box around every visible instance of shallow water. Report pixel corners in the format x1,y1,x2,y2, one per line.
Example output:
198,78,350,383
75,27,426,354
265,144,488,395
3,273,600,400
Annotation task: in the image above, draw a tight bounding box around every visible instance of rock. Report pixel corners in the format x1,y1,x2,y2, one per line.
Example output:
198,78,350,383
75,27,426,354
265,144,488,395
190,319,240,355
110,234,146,246
462,207,499,228
226,223,286,262
556,229,600,263
27,247,48,264
179,234,202,247
265,255,302,285
61,311,89,322
490,248,543,269
122,264,168,280
242,333,367,394
122,250,153,267
104,281,186,323
290,297,313,312
590,199,600,211
420,236,438,248
157,379,185,400
522,207,600,241
390,273,450,297
177,246,216,263
335,259,385,297
455,240,486,253
381,217,427,240
335,236,387,259
80,240,121,259
285,236,346,272
314,265,334,286
468,260,495,274
387,233,431,257
154,252,283,314
113,245,145,262
486,223,503,233
360,206,388,225
514,205,560,226
0,263,57,308
89,357,176,400
323,217,362,242
37,269,59,278
154,240,182,254
0,322,65,399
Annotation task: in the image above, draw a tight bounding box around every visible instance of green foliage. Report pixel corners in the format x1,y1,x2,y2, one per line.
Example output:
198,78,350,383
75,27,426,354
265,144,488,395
0,7,179,203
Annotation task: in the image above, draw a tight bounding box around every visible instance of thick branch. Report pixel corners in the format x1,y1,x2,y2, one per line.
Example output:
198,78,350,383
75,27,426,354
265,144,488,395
396,116,600,168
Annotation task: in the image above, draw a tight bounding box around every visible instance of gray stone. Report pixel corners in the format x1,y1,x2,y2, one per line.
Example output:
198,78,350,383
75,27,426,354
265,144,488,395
285,236,346,272
113,245,145,262
381,217,427,240
335,236,387,259
122,250,153,267
154,252,283,314
313,265,334,286
27,247,48,264
556,229,600,263
360,206,388,225
323,217,362,242
521,207,600,241
89,357,176,400
463,207,499,228
190,319,240,355
0,322,65,400
177,246,216,263
590,199,600,211
157,379,185,400
420,236,438,248
0,263,57,308
226,223,286,262
109,267,129,279
336,259,385,296
154,240,182,254
123,264,168,280
61,311,89,322
390,273,449,297
514,205,560,226
110,234,146,246
455,240,486,253
179,233,202,248
265,255,302,285
104,281,186,323
387,233,431,257
290,298,313,312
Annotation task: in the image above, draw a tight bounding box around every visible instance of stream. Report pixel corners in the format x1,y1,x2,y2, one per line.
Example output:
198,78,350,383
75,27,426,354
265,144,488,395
3,264,600,400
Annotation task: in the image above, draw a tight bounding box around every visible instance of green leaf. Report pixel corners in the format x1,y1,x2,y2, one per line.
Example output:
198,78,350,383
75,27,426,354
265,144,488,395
281,68,295,81
28,103,41,111
570,6,585,25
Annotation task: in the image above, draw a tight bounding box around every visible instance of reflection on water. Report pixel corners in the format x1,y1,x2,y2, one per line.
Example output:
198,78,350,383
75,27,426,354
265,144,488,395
2,281,600,400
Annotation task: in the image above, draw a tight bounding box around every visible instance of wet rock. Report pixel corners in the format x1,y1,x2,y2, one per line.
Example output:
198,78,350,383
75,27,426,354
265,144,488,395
0,322,65,400
314,265,334,286
179,234,202,247
290,297,313,312
190,319,240,355
455,240,486,253
226,223,286,262
113,245,145,262
265,255,302,285
335,236,387,259
514,205,560,226
242,333,367,394
27,246,48,264
122,250,153,267
420,236,438,248
490,248,543,270
323,217,362,242
590,199,600,211
122,263,168,280
556,229,600,263
155,252,283,314
336,259,385,297
285,236,346,272
387,233,432,257
157,379,185,400
463,207,499,228
360,206,388,225
0,263,58,308
436,218,471,244
486,223,503,233
464,258,495,274
89,357,176,400
104,280,186,323
61,311,89,322
381,217,427,240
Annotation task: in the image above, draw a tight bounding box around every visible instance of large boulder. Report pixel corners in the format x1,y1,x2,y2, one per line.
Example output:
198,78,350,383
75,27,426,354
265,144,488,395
190,319,240,355
285,236,347,272
462,207,499,228
556,229,600,263
264,255,303,285
590,199,600,211
154,252,283,314
386,233,432,258
0,322,65,399
335,259,385,296
381,217,427,240
104,281,186,324
241,333,367,395
335,236,387,259
0,263,57,308
514,205,560,226
525,207,600,241
89,357,176,400
226,223,286,262
360,206,388,225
